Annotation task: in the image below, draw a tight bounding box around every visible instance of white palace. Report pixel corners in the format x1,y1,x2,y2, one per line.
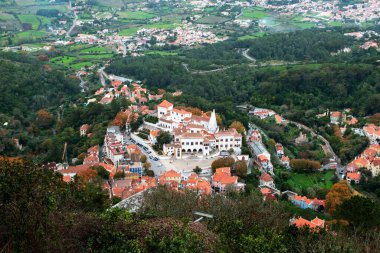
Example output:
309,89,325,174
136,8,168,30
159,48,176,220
156,100,242,159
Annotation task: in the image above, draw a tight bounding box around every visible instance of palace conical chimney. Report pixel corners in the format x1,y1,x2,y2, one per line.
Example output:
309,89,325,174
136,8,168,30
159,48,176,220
208,109,218,133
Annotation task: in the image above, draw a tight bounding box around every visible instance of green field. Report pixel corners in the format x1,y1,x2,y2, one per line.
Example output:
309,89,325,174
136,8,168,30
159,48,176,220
238,31,266,41
0,12,16,21
119,27,139,36
51,56,76,66
241,7,269,19
15,30,47,40
286,171,335,193
118,11,156,20
71,61,93,70
79,54,114,59
144,22,178,29
80,46,113,54
38,15,51,26
18,14,40,30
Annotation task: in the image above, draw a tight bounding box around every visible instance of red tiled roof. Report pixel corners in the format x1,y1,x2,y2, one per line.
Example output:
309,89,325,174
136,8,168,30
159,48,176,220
158,100,173,108
260,187,271,195
347,172,361,181
259,172,273,182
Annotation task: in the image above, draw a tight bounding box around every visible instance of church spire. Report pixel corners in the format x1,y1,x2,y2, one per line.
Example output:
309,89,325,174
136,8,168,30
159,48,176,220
208,109,218,133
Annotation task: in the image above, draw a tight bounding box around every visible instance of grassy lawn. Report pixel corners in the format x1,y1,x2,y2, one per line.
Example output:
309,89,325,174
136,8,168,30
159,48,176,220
119,27,139,36
241,7,269,19
118,11,156,20
80,46,113,54
18,14,40,30
287,171,335,193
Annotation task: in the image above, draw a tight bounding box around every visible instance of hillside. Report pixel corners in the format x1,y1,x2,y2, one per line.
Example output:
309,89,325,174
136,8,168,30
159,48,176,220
0,52,79,114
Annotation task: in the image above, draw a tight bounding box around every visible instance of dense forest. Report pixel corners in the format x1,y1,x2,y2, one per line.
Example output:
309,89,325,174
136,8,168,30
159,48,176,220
0,52,79,114
107,57,380,117
1,159,380,253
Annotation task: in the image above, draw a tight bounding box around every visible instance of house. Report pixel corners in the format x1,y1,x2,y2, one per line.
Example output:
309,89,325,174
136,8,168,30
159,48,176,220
260,187,276,200
249,130,262,142
330,111,342,124
59,164,92,182
290,217,325,230
275,114,284,124
281,156,290,168
149,130,160,145
211,167,240,193
291,195,325,211
250,108,275,119
363,124,380,144
80,124,90,136
180,173,212,195
346,172,361,184
370,158,380,177
128,162,143,176
159,169,181,187
157,100,174,118
275,143,284,157
259,172,275,188
351,157,369,169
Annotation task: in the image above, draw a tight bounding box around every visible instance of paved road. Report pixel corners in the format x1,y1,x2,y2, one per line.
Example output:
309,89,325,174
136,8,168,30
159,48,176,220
124,136,166,177
76,71,87,92
66,1,78,37
284,119,341,164
98,67,107,86
241,49,256,63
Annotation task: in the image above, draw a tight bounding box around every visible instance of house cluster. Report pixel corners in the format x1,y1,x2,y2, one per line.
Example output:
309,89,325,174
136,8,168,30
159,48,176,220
110,175,156,200
249,107,276,119
346,144,380,183
275,143,290,168
260,0,380,24
326,110,358,125
259,172,279,200
103,126,146,176
158,167,245,194
137,25,226,47
95,80,151,105
363,124,380,144
151,100,242,158
249,140,273,175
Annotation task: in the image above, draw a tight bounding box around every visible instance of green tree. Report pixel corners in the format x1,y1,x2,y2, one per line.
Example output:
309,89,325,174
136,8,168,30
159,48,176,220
334,196,380,230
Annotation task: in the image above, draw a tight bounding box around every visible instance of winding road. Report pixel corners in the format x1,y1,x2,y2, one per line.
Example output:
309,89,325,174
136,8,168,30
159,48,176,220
241,49,256,63
66,1,78,37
